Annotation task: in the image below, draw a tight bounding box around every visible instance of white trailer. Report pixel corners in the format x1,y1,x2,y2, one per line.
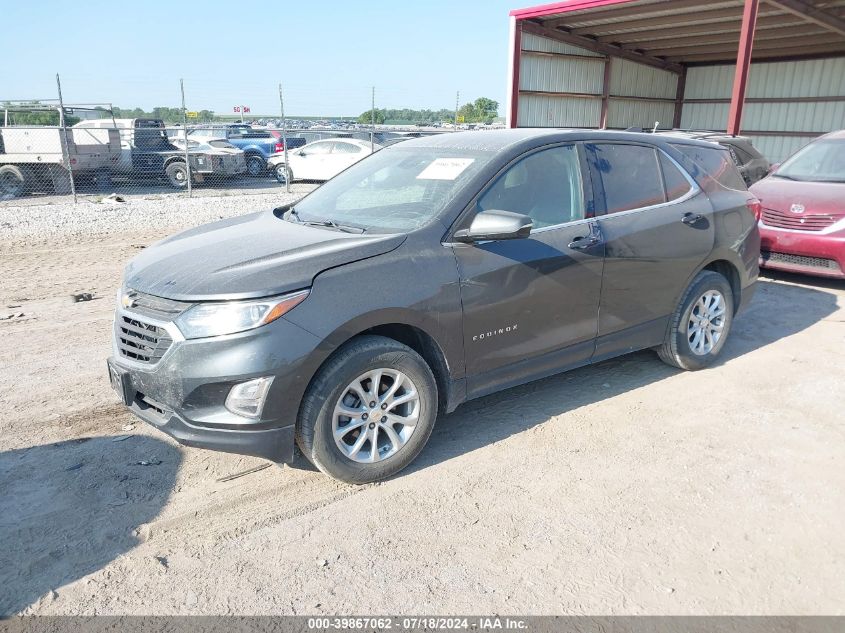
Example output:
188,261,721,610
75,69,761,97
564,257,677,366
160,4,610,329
0,105,120,198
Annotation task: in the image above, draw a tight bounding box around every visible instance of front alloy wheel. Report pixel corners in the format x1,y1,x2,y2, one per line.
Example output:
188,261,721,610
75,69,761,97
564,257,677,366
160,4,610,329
297,335,438,484
332,369,420,463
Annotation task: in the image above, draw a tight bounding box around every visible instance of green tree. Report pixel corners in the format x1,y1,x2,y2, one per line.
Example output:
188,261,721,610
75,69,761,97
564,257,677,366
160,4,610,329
357,108,386,125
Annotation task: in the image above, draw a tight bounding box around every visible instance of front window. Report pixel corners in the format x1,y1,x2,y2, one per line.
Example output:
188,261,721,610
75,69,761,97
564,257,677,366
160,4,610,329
478,145,586,229
289,147,494,233
776,139,845,183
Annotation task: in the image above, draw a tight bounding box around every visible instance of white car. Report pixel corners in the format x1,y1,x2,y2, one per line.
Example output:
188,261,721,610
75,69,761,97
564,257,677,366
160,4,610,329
268,138,380,183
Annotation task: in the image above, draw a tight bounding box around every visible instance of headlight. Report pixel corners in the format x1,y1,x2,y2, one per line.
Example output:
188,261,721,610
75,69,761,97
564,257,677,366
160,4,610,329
174,290,309,339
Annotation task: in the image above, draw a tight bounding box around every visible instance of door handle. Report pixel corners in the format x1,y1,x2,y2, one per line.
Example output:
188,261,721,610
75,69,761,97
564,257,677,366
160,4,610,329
568,235,600,250
682,213,704,226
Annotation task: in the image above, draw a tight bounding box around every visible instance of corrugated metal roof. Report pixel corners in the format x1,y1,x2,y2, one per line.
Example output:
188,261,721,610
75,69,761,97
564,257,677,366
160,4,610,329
521,31,604,57
512,0,845,64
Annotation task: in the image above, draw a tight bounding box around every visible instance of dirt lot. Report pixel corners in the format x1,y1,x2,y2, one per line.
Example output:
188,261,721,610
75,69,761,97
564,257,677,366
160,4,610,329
1,197,844,616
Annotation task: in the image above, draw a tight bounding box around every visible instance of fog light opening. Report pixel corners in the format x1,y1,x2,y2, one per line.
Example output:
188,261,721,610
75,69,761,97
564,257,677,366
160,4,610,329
225,377,274,419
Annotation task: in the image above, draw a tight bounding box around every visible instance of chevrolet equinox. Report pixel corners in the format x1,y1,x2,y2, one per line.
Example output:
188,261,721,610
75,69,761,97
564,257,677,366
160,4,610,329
108,129,760,483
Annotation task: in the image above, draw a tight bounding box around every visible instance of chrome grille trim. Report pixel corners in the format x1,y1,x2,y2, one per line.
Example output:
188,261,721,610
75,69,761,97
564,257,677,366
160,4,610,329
761,208,841,233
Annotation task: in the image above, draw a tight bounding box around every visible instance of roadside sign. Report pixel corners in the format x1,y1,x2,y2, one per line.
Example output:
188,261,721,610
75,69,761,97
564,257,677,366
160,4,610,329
457,115,465,123
186,111,198,118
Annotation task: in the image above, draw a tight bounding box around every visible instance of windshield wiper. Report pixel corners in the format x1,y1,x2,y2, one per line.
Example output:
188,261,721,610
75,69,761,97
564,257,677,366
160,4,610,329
302,218,366,234
283,207,365,233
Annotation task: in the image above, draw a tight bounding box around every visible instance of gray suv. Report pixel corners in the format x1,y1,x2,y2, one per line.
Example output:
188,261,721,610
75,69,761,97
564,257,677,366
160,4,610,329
108,129,760,484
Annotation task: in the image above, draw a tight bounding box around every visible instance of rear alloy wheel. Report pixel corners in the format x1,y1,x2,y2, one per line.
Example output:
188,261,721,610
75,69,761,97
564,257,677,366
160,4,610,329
165,162,189,188
297,335,438,484
658,270,734,370
0,165,29,198
274,163,292,184
246,155,265,176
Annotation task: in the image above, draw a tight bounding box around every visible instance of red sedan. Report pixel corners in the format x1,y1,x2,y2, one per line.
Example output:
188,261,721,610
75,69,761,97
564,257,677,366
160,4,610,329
750,130,845,279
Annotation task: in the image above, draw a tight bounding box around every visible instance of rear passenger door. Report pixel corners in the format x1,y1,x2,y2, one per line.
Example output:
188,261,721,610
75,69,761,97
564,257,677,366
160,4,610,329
586,142,715,361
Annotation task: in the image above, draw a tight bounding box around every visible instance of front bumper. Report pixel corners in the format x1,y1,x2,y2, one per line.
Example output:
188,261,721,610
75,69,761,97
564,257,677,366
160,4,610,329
109,307,323,463
758,222,845,279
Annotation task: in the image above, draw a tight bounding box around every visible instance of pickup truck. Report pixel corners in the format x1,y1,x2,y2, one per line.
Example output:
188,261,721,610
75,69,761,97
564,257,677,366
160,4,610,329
75,118,221,188
189,125,304,176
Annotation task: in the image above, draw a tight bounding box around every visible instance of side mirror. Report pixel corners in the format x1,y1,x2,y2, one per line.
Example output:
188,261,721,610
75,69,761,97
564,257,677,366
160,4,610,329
454,210,533,243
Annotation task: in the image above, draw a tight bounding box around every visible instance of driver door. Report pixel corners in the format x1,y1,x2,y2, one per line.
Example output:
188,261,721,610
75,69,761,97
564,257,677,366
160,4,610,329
452,143,605,398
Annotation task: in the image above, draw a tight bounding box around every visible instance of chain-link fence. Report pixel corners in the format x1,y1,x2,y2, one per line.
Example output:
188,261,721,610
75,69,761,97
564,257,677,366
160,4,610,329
0,78,474,207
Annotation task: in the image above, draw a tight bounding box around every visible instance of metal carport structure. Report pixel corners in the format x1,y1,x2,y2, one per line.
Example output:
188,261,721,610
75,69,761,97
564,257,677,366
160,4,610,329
507,0,845,160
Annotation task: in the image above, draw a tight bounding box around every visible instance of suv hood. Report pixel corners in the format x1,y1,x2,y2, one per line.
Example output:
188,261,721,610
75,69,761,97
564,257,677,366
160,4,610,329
751,177,845,217
124,210,406,301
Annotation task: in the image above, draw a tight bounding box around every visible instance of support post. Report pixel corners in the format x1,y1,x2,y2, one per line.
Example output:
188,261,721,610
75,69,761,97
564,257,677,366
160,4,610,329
727,0,759,136
180,79,192,198
673,66,687,129
599,57,612,129
508,17,522,128
371,86,375,153
278,83,290,194
455,90,460,130
56,73,77,204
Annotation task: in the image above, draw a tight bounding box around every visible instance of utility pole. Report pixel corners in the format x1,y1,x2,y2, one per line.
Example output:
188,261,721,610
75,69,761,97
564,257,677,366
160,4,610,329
278,83,290,194
56,73,77,204
371,86,375,153
180,78,192,198
455,90,460,130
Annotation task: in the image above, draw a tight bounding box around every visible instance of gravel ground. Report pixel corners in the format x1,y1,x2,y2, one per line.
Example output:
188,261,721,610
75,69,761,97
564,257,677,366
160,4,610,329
0,184,317,245
1,194,844,616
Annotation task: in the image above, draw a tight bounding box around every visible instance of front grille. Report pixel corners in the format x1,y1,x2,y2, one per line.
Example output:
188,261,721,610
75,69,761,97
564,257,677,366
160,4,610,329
761,251,841,271
116,315,173,364
761,207,838,232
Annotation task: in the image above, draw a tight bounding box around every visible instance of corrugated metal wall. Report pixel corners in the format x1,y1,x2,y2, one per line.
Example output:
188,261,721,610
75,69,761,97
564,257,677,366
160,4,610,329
516,32,678,129
681,58,845,161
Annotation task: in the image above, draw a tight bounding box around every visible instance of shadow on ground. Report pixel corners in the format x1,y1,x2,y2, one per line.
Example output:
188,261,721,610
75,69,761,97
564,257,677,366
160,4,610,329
0,435,181,614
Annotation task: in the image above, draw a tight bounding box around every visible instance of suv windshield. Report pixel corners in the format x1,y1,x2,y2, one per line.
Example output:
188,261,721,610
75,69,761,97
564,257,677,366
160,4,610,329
289,146,493,233
777,139,845,183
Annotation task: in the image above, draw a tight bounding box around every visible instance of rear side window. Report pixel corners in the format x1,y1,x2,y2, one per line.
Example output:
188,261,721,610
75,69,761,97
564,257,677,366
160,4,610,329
332,142,362,154
671,144,747,191
589,144,666,214
658,152,692,201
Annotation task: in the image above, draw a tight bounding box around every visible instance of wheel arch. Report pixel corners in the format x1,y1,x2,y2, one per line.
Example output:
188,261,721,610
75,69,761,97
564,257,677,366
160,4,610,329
701,259,742,314
296,313,458,418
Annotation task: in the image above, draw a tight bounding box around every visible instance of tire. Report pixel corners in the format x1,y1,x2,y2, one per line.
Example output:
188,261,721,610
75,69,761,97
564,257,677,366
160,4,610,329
0,165,30,198
165,161,189,188
274,163,292,184
657,271,734,371
246,155,265,177
296,335,438,484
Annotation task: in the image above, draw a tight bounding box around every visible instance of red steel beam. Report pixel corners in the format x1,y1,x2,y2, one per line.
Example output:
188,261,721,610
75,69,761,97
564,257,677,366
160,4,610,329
673,66,687,129
599,57,612,129
727,0,760,136
510,19,522,128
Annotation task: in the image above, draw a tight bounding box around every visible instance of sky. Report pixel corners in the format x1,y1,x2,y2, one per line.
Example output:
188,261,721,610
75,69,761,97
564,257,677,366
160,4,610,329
1,0,524,118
